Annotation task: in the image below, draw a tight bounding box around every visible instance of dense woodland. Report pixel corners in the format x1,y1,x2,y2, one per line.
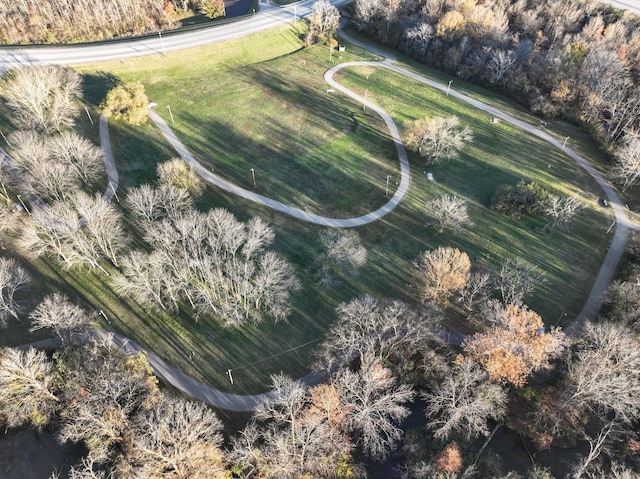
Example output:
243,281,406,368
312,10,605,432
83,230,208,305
0,0,224,44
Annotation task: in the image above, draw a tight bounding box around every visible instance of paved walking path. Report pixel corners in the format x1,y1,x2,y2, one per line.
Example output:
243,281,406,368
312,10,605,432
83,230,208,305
147,103,411,226
6,24,638,412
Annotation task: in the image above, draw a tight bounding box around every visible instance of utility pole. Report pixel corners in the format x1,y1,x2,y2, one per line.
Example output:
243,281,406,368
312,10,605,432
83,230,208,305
446,80,453,96
227,369,234,385
250,168,256,187
167,105,175,124
562,136,569,151
385,175,390,196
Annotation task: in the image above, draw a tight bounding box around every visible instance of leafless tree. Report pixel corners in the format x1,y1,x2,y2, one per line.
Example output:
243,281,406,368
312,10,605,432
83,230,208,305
49,132,104,187
67,457,108,479
29,293,92,345
232,374,354,479
544,194,583,230
459,271,491,311
20,195,123,271
406,116,473,164
425,194,470,233
2,66,81,134
487,49,516,85
415,246,471,305
71,191,127,267
0,347,59,430
0,257,30,326
157,157,204,198
604,276,640,330
422,357,507,441
318,228,367,287
317,295,441,372
558,321,640,427
9,130,77,202
336,363,415,461
611,131,640,192
115,207,299,326
305,0,340,46
404,23,434,58
493,257,544,305
57,335,160,463
131,396,226,479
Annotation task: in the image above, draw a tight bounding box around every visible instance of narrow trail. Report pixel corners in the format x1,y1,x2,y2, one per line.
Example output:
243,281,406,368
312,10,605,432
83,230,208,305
5,25,637,412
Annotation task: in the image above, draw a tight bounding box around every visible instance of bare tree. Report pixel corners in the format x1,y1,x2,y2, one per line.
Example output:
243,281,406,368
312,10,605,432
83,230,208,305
232,374,354,479
57,335,160,463
72,191,127,267
317,295,441,372
115,207,299,326
406,116,473,164
131,396,226,479
544,194,583,230
157,157,205,198
9,130,77,201
318,228,367,287
415,246,471,305
49,132,104,187
493,257,544,305
611,131,640,192
0,347,59,430
29,293,92,345
604,276,640,329
336,363,415,461
558,321,640,426
422,357,507,441
0,257,30,326
2,66,81,133
459,271,491,311
425,194,470,233
305,0,340,46
463,301,566,387
20,195,122,271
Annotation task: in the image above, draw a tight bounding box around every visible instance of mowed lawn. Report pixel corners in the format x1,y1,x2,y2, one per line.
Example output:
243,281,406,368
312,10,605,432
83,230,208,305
2,24,612,394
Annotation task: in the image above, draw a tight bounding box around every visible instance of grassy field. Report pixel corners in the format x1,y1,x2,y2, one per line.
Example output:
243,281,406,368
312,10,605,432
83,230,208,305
0,23,615,395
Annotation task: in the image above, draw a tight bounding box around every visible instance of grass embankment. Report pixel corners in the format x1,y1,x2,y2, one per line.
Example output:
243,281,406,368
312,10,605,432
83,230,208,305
1,24,613,394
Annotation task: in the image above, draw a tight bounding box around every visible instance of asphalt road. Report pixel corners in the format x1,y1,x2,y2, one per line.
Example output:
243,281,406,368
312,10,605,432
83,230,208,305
601,0,640,16
0,0,351,74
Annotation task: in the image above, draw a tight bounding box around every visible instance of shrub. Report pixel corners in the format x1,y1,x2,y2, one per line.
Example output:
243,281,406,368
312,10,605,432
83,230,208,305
492,180,550,219
101,81,148,126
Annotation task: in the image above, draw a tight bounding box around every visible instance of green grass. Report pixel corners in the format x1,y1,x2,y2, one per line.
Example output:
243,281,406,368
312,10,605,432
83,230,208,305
0,24,615,394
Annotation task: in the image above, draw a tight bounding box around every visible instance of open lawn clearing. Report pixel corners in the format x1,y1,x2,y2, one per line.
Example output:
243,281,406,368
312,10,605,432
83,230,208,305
77,26,394,219
0,26,614,394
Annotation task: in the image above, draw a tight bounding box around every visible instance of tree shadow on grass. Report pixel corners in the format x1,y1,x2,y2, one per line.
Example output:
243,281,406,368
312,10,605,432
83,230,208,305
82,71,120,106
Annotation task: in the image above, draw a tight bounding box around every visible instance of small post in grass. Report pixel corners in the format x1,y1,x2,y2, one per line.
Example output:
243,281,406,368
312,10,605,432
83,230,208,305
167,105,175,124
227,369,234,385
0,129,10,146
84,106,94,125
385,175,390,196
16,194,29,215
250,168,256,188
446,80,453,96
562,136,569,151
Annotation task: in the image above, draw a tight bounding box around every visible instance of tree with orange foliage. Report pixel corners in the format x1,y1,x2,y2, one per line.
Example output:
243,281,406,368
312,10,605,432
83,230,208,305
435,443,463,474
462,301,566,387
415,247,471,305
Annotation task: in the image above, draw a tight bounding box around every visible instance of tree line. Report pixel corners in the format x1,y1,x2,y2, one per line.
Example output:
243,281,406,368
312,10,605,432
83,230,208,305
0,0,226,45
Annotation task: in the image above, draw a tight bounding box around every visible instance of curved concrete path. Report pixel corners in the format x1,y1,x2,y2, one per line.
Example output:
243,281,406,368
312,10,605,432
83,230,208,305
147,102,411,226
